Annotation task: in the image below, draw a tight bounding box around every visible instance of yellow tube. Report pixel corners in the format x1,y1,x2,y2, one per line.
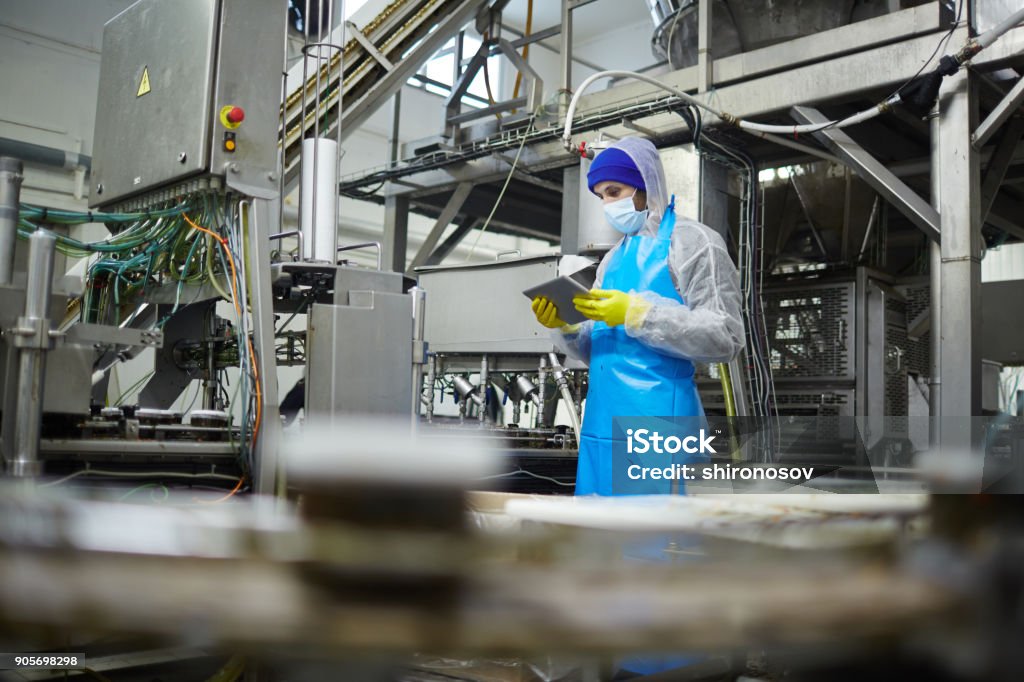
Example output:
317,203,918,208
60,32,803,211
717,362,741,462
718,362,737,418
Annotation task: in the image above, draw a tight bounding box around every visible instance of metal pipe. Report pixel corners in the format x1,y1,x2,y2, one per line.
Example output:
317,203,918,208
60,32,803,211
0,158,23,286
10,230,56,478
453,375,482,406
479,354,489,425
204,317,217,410
697,0,712,92
337,241,382,270
269,229,304,262
0,138,90,171
425,353,436,423
537,355,547,427
410,286,426,421
547,353,581,445
513,374,542,408
928,109,941,447
559,0,573,111
857,196,881,262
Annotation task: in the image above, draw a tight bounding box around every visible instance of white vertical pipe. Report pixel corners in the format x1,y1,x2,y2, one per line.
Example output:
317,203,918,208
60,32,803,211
300,137,338,261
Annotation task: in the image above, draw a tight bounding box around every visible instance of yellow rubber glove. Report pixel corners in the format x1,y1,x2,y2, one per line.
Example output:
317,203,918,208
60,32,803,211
531,296,565,329
573,288,650,328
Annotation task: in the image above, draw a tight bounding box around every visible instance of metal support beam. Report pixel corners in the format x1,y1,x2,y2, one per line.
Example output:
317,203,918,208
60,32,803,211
426,217,479,266
972,75,1024,149
445,42,491,138
698,0,712,93
936,71,982,443
0,157,23,286
499,23,605,72
345,21,394,71
979,115,1024,223
388,92,401,168
984,194,1024,241
383,192,410,273
340,0,484,151
407,182,473,273
496,37,543,113
928,110,941,448
559,0,573,111
791,106,941,243
243,197,283,496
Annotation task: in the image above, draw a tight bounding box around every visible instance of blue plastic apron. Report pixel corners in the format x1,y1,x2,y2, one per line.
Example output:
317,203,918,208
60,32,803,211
575,199,705,497
576,200,707,675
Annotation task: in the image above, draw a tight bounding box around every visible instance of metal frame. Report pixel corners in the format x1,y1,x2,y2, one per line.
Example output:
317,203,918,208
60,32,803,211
361,1,1016,430
791,106,941,243
443,37,544,139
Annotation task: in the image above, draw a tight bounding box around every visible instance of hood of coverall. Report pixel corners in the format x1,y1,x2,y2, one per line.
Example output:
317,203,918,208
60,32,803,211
597,136,669,238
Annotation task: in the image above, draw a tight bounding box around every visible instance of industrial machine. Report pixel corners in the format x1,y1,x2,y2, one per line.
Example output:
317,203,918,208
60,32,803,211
1,0,1023,678
0,0,428,494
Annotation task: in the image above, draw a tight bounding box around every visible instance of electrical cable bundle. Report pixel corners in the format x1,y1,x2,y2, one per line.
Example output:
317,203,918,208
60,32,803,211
675,108,776,421
18,197,259,497
184,199,262,486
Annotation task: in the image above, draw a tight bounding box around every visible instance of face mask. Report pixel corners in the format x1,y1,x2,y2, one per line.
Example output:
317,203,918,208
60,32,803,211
603,192,648,235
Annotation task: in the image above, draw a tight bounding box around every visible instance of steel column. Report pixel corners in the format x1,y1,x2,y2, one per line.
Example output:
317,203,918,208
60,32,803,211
559,0,573,111
928,110,941,448
936,71,982,443
383,191,410,273
410,286,427,424
388,92,402,168
9,230,56,478
244,197,283,495
0,157,23,286
697,0,712,93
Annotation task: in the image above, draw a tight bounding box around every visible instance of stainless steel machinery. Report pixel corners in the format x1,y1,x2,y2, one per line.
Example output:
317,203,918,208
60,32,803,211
90,0,284,208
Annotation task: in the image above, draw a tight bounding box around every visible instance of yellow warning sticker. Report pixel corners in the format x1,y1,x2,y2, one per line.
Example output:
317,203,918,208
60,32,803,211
137,67,151,97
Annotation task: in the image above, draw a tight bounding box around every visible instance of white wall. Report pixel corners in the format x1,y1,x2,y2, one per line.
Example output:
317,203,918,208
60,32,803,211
0,0,133,207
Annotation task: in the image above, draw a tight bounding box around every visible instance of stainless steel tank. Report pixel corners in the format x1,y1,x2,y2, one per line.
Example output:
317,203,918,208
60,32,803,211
647,0,859,69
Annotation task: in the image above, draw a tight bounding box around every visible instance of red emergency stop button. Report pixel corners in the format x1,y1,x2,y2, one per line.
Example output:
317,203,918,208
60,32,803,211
220,105,245,129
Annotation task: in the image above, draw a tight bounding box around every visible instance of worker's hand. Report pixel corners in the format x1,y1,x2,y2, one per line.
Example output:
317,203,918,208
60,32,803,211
573,288,645,327
531,296,566,329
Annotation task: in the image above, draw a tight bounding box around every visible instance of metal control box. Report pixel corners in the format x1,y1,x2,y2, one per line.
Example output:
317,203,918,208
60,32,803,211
306,291,414,419
90,0,285,207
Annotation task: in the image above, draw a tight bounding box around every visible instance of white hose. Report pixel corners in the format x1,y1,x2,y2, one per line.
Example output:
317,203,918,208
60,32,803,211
562,70,724,143
737,99,894,134
561,70,900,147
561,8,1024,148
977,6,1024,49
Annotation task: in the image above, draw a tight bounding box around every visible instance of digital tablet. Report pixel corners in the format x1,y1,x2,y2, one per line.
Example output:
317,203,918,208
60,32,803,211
523,266,597,325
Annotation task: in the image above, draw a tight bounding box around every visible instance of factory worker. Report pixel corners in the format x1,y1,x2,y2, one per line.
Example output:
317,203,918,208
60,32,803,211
531,136,744,496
